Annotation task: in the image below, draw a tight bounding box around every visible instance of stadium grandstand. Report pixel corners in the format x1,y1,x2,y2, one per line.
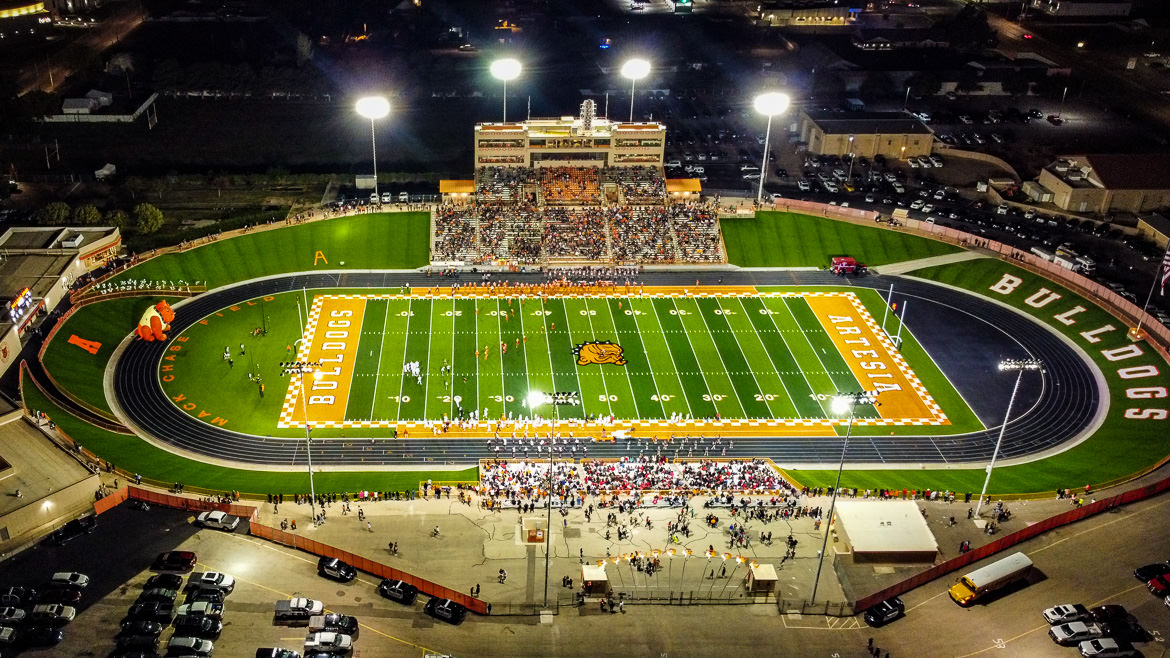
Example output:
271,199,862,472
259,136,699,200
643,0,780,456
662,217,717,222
436,101,718,266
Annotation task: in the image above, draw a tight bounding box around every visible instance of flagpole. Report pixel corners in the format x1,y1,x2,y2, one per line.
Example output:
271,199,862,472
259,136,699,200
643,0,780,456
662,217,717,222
1133,243,1170,338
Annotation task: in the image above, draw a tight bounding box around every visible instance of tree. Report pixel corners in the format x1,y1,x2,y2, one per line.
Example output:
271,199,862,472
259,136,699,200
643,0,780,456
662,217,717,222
905,72,942,98
859,72,895,100
71,204,101,226
35,202,70,226
133,203,165,234
1001,71,1031,96
104,208,129,230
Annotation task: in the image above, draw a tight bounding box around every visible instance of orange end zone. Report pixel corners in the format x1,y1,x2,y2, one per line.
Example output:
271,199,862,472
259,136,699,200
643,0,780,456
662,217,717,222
804,293,947,424
278,296,367,427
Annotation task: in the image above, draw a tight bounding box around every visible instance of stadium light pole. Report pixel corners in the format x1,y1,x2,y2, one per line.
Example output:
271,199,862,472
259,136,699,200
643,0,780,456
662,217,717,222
490,58,521,122
753,91,790,205
282,361,323,525
810,391,876,605
973,358,1044,522
355,96,390,202
621,58,651,122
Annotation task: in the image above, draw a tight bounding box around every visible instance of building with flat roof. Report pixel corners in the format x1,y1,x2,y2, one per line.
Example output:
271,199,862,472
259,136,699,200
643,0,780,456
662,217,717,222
1029,0,1131,17
833,500,938,563
1035,154,1170,216
0,226,121,376
473,100,665,169
756,0,862,28
1136,213,1170,250
799,111,933,159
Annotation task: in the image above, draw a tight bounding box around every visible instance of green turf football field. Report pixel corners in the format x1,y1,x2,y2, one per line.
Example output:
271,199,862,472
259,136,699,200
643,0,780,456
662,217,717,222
334,293,887,425
159,287,981,437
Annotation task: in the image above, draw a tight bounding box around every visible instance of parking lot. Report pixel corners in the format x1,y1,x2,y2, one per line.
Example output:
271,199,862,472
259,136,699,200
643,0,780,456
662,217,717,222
0,485,1166,657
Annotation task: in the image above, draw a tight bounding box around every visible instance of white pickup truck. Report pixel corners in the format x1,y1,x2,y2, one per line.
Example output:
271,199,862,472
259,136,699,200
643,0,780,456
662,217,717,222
274,598,324,622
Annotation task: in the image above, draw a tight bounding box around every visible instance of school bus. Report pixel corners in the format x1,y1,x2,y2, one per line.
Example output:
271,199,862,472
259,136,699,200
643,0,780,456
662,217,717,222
949,552,1033,606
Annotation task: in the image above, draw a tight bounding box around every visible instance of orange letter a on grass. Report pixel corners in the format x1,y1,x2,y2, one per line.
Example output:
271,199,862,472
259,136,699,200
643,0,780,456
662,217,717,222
314,250,328,266
68,335,101,355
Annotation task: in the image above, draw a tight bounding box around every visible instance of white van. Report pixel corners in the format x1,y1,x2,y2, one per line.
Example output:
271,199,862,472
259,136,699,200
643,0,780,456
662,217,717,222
398,191,410,202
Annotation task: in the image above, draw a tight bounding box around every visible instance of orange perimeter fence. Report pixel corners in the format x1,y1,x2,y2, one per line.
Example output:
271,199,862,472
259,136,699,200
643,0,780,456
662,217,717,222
91,487,487,615
853,474,1170,612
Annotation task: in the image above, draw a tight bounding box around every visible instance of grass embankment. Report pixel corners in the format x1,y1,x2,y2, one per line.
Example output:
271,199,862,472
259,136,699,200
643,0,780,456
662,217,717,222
791,258,1170,495
722,211,961,267
114,212,431,289
22,383,477,496
41,296,175,415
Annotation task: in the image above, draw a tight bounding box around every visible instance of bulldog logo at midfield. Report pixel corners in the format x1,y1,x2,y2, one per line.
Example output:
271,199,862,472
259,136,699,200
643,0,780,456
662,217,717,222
573,340,627,366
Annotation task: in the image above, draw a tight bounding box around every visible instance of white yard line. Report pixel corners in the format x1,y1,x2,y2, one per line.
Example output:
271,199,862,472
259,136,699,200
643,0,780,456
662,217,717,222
610,295,667,419
690,297,752,419
728,296,800,417
759,296,829,416
572,296,613,418
715,296,783,419
536,298,562,421
367,298,391,420
448,296,457,420
667,296,723,417
394,297,413,420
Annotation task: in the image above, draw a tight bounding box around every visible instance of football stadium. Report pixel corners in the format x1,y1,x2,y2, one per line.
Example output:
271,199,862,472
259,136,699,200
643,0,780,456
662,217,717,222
24,103,1170,502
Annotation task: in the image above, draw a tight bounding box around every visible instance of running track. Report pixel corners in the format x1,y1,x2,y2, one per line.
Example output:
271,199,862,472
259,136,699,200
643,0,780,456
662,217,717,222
110,270,1099,467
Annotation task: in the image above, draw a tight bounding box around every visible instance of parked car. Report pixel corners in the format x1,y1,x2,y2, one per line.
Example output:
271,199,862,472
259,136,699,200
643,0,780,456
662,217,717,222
255,650,302,658
424,598,467,625
151,551,197,573
1043,603,1091,625
20,625,64,647
1078,637,1137,657
196,511,240,532
175,601,224,619
1133,562,1170,582
124,601,174,623
0,607,25,624
0,587,36,607
114,633,159,652
173,614,223,639
304,631,352,653
29,604,75,626
317,557,356,583
36,587,82,605
138,588,179,604
863,597,904,626
308,613,358,637
118,619,163,637
145,574,184,591
50,572,89,589
378,579,418,605
51,516,97,546
1050,621,1105,645
168,635,214,656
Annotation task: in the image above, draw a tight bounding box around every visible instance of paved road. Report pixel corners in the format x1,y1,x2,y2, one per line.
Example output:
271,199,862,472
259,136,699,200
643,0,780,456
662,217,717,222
109,269,1100,467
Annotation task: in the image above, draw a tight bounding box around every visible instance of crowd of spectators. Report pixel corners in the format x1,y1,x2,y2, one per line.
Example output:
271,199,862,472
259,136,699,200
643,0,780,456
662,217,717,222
539,166,601,204
478,456,793,503
476,167,537,203
431,201,723,264
601,166,665,204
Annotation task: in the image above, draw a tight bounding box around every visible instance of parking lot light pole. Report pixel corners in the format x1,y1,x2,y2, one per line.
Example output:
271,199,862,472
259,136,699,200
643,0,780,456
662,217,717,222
753,91,790,205
621,58,651,122
846,134,856,183
355,96,390,202
810,391,876,604
282,361,323,524
490,58,522,122
974,358,1043,521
